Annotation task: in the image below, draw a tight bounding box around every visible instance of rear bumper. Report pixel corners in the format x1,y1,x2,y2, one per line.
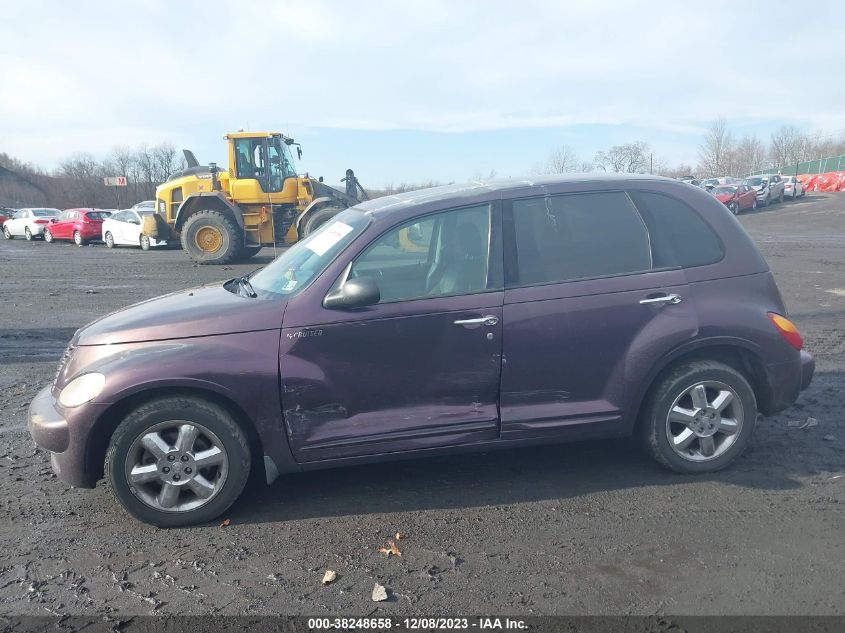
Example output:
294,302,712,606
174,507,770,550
800,350,815,391
760,349,814,415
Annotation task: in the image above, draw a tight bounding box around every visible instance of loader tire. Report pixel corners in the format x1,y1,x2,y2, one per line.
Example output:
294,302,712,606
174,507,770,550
301,206,343,237
181,210,242,265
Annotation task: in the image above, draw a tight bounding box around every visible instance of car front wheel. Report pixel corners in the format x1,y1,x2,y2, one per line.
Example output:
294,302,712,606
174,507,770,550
44,228,54,243
728,201,739,215
639,360,757,474
104,232,115,248
140,235,151,251
106,396,252,527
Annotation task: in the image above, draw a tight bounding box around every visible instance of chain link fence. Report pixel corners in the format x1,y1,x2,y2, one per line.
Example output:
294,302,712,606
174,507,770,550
747,154,845,177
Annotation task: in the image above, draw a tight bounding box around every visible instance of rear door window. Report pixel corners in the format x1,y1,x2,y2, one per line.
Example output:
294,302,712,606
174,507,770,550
509,192,651,286
630,191,723,269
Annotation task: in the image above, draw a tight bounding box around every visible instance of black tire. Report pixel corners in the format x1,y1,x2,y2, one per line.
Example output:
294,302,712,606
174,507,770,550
301,206,343,237
44,228,54,243
180,210,242,265
778,191,784,204
638,360,757,474
2,226,12,240
105,231,115,248
140,234,151,251
752,198,757,211
105,396,252,528
728,201,739,215
25,227,33,241
240,245,262,259
74,230,85,246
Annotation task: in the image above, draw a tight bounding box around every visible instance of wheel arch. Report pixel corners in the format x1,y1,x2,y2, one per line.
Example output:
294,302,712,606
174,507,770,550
631,338,774,433
85,385,265,486
174,193,244,232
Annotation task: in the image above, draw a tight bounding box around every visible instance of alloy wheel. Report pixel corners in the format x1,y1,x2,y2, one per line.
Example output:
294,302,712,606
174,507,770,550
105,232,114,248
25,227,32,240
44,229,53,243
123,420,229,513
665,381,743,462
74,231,82,245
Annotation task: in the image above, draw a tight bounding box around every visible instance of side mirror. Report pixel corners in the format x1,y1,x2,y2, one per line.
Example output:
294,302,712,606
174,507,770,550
50,218,57,223
323,276,380,310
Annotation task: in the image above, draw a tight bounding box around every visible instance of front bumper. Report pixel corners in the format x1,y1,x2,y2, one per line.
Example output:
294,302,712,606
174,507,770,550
27,384,100,488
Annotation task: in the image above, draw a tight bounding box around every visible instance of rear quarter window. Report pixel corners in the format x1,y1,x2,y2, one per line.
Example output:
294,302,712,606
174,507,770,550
631,191,724,269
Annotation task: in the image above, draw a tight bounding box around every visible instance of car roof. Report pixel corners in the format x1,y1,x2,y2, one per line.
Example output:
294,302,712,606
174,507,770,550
355,173,675,216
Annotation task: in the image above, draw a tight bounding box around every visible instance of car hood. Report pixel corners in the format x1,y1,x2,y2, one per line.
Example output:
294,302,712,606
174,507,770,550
714,193,734,202
74,283,286,346
749,184,766,191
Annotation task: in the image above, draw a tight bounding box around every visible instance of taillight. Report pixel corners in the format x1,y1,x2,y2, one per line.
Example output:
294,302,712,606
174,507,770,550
34,219,49,224
767,312,803,350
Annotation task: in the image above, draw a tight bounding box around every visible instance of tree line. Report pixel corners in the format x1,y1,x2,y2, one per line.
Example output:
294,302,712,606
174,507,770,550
0,143,185,209
537,119,845,179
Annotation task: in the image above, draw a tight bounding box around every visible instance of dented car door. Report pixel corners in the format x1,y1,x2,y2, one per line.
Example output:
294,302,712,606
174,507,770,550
280,202,504,462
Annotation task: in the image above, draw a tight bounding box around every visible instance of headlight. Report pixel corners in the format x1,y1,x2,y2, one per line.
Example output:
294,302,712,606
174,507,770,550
58,373,106,408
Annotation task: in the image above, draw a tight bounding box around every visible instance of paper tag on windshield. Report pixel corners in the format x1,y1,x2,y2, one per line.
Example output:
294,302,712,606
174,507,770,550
305,221,354,257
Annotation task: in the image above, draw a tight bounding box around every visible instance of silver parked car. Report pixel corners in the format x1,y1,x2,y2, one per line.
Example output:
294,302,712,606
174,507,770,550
744,175,784,207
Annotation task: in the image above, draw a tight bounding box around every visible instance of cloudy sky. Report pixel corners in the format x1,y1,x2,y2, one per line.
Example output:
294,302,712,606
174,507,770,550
1,0,843,185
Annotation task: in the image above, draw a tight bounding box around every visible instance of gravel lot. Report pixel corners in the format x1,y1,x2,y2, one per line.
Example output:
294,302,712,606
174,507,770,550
1,193,843,617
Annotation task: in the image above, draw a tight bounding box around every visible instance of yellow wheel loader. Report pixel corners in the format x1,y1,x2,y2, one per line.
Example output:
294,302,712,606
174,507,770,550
144,132,367,264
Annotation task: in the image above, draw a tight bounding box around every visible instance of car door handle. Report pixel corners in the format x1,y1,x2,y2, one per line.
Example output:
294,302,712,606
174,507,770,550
454,315,499,326
639,293,683,306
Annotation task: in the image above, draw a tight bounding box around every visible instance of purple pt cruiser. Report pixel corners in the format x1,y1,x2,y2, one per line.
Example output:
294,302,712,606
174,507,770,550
28,175,814,526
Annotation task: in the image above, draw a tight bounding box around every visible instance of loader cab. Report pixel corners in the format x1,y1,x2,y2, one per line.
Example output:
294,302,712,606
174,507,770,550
228,133,298,196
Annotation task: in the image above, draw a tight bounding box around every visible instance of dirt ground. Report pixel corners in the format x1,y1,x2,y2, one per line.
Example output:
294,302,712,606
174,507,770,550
0,192,843,617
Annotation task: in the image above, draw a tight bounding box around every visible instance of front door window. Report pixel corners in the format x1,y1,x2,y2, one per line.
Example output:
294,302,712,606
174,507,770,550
348,203,496,302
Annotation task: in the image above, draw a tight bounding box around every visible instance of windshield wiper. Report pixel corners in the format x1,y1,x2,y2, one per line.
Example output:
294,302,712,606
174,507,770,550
237,275,257,298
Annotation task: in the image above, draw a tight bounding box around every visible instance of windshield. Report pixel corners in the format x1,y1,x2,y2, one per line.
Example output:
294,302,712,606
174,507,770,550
713,186,737,195
703,179,719,186
267,137,298,187
32,209,58,217
247,209,370,297
746,177,766,186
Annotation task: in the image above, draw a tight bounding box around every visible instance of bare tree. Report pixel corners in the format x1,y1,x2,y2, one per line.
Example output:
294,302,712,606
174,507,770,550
594,141,651,173
537,145,581,174
698,117,734,177
732,136,768,176
770,125,808,169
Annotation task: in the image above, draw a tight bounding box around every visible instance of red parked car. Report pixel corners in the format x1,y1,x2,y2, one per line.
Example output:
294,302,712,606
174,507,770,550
44,208,112,245
712,184,757,214
0,208,13,226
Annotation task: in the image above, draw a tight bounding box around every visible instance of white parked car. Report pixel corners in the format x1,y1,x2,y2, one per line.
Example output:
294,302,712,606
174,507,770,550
2,208,60,240
102,208,167,250
783,176,805,199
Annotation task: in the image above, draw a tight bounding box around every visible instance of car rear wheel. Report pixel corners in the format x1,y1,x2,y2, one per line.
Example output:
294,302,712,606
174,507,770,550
25,227,33,241
751,198,757,210
639,360,757,474
74,230,85,246
44,228,54,243
104,231,115,248
2,226,12,240
140,235,151,251
105,396,252,527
